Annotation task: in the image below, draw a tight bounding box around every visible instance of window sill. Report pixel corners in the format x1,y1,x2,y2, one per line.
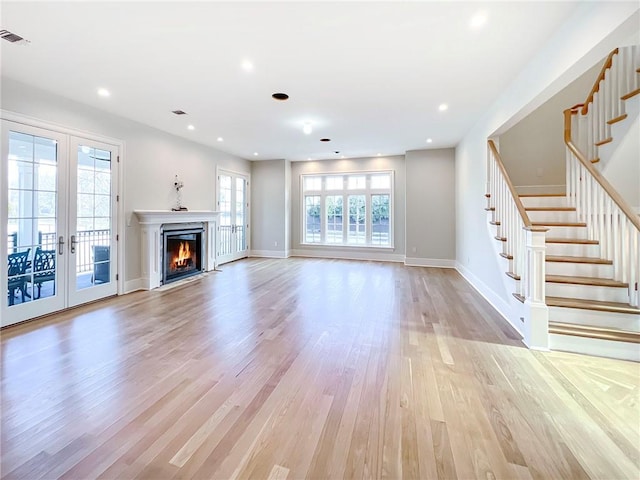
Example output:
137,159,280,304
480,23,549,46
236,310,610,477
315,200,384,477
299,243,395,251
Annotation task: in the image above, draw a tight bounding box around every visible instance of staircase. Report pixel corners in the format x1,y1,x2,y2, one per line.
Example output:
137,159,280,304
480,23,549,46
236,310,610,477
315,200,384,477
520,192,639,361
486,45,640,362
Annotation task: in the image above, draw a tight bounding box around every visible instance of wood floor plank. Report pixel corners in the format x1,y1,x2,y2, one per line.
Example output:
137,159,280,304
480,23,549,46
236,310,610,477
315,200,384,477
1,257,638,480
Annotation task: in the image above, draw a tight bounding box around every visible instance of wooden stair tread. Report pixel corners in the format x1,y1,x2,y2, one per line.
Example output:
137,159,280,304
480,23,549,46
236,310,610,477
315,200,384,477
546,255,612,265
513,293,525,303
546,274,628,288
621,88,640,100
525,207,575,211
532,221,586,227
506,272,520,281
546,296,640,314
500,252,513,260
518,193,565,197
485,207,495,211
607,113,627,125
590,158,600,164
546,237,599,245
594,137,613,147
495,235,507,242
490,220,501,226
549,321,640,344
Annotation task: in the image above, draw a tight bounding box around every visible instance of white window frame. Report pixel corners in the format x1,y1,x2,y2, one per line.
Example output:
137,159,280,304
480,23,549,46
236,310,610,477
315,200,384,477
301,171,394,248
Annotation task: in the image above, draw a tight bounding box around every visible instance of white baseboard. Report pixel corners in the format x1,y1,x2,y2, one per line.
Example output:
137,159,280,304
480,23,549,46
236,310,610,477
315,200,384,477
290,248,404,263
515,184,565,195
404,257,456,268
124,278,145,293
455,262,524,338
250,249,290,258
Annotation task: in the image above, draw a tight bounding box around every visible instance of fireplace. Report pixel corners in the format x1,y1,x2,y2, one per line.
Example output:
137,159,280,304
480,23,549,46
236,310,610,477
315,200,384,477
162,223,204,284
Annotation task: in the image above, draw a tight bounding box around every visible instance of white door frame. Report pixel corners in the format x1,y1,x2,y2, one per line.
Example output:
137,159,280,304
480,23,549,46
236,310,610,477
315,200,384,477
1,111,124,327
216,167,250,265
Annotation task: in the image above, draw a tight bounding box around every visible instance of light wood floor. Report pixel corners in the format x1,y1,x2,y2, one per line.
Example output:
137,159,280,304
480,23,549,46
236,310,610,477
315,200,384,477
1,258,638,479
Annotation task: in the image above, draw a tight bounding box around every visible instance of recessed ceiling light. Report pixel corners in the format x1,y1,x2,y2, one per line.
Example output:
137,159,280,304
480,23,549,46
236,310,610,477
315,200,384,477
187,125,195,130
272,92,289,101
303,122,312,135
377,153,381,156
470,12,487,29
341,155,345,159
439,103,448,112
320,138,331,142
241,60,254,72
426,138,433,143
253,152,259,156
307,157,312,161
217,137,224,142
172,110,187,115
97,88,110,97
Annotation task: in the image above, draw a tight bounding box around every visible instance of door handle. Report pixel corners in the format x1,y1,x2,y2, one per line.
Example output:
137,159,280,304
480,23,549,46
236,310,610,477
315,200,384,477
58,236,65,255
70,235,77,254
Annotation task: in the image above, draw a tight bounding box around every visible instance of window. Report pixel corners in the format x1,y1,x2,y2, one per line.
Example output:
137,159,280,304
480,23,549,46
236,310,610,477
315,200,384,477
304,195,321,243
326,195,343,243
301,172,393,247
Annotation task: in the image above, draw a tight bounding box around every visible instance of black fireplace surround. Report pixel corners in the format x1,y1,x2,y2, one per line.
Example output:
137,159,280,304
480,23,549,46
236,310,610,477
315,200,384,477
162,223,204,285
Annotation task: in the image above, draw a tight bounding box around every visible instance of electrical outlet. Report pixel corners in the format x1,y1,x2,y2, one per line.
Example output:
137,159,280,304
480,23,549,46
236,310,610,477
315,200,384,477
274,241,278,247
412,247,417,253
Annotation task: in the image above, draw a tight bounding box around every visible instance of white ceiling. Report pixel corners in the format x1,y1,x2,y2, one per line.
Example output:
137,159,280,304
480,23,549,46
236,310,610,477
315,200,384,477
1,1,580,161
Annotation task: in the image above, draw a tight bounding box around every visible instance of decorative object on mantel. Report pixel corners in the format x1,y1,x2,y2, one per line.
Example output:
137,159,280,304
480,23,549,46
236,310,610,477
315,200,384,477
172,174,188,211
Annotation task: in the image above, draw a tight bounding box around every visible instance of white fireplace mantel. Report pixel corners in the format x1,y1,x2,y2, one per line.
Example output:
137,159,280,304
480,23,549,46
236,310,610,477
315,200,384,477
134,210,220,290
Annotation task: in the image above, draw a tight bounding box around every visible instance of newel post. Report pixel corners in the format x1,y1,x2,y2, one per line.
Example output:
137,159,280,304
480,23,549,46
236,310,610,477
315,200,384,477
523,226,549,349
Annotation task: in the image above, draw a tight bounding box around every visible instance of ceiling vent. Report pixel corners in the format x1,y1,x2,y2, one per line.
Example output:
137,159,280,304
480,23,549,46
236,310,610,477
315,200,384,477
172,110,187,115
0,29,30,44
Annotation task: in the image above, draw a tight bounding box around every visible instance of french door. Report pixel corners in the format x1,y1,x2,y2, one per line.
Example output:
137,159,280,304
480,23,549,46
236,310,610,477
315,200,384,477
217,170,249,265
2,120,119,326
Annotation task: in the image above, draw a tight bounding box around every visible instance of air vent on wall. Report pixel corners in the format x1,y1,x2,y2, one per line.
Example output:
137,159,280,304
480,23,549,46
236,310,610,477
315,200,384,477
172,110,188,115
0,29,30,44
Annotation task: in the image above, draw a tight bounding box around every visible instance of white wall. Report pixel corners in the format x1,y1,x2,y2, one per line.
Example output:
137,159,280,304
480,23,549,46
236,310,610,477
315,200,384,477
250,159,288,256
1,78,250,289
602,114,640,212
456,4,639,322
405,149,456,266
499,62,602,191
291,156,406,261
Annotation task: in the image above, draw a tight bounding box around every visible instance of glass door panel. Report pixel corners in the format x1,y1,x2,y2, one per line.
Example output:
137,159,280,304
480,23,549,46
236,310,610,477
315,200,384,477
2,123,67,325
217,171,249,265
67,139,118,307
235,177,246,254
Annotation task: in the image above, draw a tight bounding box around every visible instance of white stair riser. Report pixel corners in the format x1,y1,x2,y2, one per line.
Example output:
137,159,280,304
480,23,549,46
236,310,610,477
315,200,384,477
549,333,640,362
549,306,640,332
526,210,577,223
520,196,568,208
546,282,630,303
545,242,601,257
541,226,588,238
545,261,613,278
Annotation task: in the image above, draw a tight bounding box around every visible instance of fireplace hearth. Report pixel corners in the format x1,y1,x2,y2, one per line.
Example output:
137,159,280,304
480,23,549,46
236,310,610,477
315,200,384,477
162,223,204,284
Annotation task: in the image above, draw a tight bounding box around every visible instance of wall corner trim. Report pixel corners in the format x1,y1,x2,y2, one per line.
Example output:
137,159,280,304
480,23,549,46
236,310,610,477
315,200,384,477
404,258,456,268
455,262,525,340
124,278,145,293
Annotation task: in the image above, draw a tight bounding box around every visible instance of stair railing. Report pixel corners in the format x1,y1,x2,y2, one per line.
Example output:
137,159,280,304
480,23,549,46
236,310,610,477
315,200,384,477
487,140,548,348
576,46,639,163
564,45,640,307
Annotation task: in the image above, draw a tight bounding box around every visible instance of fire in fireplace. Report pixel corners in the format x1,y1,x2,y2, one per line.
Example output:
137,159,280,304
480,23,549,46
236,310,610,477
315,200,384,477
162,224,204,284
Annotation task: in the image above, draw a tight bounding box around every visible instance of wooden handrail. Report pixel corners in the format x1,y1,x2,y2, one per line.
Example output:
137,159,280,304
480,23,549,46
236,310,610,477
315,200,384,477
581,48,618,115
563,108,640,231
487,140,532,227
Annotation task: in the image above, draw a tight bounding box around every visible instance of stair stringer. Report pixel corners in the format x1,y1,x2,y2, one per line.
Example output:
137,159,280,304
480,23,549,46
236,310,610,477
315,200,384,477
485,211,527,340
